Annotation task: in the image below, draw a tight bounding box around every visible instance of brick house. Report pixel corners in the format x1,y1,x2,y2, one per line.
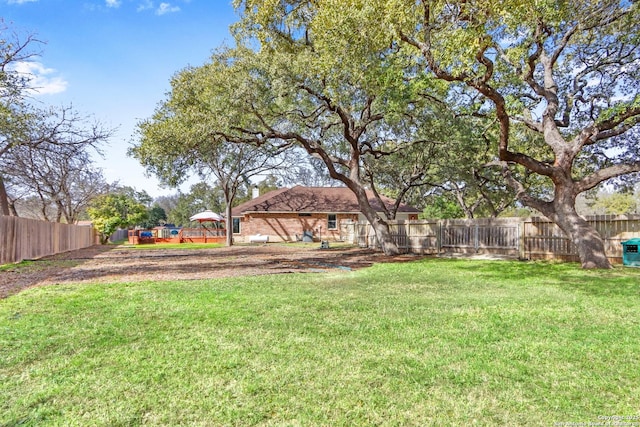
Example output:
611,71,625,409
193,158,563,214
231,186,420,243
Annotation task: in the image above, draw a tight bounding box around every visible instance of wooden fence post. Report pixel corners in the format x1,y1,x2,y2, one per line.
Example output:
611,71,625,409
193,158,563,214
519,218,526,260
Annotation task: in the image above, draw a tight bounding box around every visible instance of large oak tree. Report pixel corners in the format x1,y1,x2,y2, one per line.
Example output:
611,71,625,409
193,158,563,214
389,0,640,268
135,3,460,255
239,0,639,267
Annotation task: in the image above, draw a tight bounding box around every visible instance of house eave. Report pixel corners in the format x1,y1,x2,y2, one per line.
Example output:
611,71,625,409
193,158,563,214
232,210,419,217
233,210,361,217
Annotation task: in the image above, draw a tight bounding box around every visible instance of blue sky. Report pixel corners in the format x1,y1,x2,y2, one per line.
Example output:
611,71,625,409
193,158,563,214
3,0,239,198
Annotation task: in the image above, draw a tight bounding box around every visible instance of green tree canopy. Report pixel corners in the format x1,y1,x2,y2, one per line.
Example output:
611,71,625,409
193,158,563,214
584,191,639,215
140,204,167,229
382,0,640,267
138,5,465,254
420,194,464,219
130,45,299,247
166,182,227,227
87,193,148,244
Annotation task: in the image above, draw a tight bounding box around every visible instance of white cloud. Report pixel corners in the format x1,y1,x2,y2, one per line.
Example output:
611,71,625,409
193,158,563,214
136,0,153,12
7,0,38,4
156,2,180,15
12,62,68,95
136,1,181,15
105,0,121,7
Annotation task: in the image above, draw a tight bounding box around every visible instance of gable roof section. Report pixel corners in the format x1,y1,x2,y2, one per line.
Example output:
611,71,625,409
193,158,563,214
231,186,420,216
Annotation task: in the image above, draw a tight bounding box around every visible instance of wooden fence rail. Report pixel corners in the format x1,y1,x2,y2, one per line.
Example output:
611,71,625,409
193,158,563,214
0,216,97,265
346,214,640,264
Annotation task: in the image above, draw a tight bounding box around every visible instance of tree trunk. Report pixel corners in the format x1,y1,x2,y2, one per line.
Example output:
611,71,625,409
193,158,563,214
551,207,612,269
225,201,233,247
549,178,612,269
55,201,64,223
222,185,236,247
354,188,402,255
0,176,10,216
526,181,612,268
9,201,18,216
370,217,402,255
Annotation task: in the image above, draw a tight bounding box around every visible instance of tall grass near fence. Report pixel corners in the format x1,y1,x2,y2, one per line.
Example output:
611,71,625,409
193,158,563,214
0,216,97,264
1,258,639,425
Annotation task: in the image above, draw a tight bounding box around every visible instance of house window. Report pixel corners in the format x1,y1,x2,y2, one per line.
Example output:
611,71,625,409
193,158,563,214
232,218,241,234
328,214,337,230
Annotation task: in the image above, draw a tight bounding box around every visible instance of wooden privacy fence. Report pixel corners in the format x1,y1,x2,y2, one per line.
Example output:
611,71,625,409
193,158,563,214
346,214,640,263
109,229,129,243
0,216,97,265
523,215,640,262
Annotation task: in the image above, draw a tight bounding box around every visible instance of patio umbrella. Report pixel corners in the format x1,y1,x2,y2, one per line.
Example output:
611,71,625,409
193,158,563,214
189,210,225,223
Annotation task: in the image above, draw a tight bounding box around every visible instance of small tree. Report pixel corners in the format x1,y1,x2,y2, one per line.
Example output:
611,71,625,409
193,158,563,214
131,66,291,246
140,204,167,229
4,141,109,222
1,25,111,216
87,193,148,244
166,183,226,226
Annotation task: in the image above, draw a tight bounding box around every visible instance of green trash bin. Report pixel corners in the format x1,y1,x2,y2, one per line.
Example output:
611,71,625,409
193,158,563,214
621,238,640,267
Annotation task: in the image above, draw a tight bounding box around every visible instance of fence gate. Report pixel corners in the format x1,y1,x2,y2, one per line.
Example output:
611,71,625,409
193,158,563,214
439,220,520,254
357,222,372,248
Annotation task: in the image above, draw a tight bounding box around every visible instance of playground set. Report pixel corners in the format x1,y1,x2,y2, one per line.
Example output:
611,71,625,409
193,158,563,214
127,210,227,245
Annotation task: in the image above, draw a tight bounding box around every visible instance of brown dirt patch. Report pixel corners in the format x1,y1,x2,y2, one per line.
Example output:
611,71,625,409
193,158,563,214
0,243,421,299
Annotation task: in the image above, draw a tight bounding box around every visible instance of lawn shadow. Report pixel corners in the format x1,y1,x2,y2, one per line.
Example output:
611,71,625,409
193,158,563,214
0,245,122,299
446,257,640,298
17,245,386,286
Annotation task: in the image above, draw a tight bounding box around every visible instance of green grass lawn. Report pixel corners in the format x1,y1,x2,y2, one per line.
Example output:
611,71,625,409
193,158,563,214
1,259,639,426
0,259,82,273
